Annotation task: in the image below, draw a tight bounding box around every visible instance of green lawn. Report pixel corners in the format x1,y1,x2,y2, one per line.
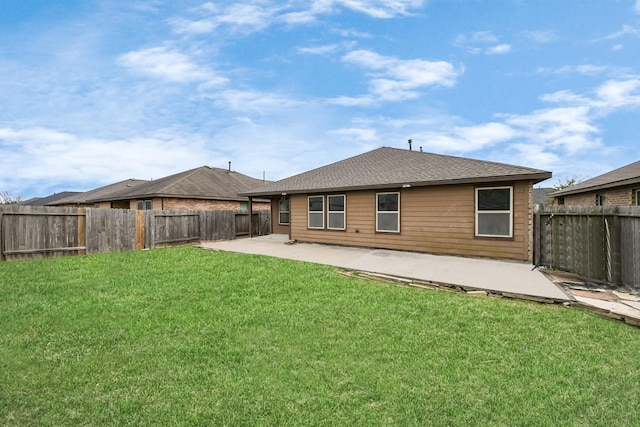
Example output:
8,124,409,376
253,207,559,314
1,247,639,426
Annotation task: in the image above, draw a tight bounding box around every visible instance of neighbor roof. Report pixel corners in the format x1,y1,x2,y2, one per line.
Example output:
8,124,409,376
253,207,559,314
88,166,269,202
242,147,552,197
19,191,82,206
552,160,640,197
50,179,149,205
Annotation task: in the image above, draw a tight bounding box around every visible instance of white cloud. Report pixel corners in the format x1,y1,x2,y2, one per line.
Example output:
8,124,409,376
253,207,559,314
486,44,511,55
598,24,640,40
594,79,640,108
334,49,461,103
328,127,379,141
172,0,426,35
0,127,215,197
454,31,511,55
298,42,357,55
118,46,227,85
635,0,640,13
329,0,425,18
521,30,557,43
536,64,620,76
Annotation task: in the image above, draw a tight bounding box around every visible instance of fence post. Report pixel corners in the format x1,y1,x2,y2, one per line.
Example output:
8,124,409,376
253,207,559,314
135,210,145,250
0,209,4,261
77,208,86,255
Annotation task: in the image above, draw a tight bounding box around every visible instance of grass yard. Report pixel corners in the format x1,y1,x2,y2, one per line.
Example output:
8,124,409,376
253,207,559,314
1,246,639,426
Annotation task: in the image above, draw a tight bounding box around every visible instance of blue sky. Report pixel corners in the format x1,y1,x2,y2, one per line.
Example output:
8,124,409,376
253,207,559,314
2,0,640,198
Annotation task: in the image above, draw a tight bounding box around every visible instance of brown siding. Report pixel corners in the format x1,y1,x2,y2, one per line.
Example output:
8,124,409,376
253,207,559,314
270,200,290,235
289,181,534,261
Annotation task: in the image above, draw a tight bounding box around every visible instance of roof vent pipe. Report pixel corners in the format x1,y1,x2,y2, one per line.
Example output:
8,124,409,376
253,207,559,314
228,161,231,172
408,139,412,151
420,146,423,152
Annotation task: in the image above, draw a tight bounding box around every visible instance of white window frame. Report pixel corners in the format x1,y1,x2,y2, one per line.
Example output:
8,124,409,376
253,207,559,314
308,196,324,229
376,192,400,233
475,186,513,238
327,194,346,230
278,198,290,225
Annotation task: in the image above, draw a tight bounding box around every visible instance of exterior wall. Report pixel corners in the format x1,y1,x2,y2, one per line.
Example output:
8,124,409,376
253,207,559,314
288,181,534,262
562,193,597,206
104,198,270,211
270,200,290,236
162,198,269,211
561,186,638,207
128,198,163,210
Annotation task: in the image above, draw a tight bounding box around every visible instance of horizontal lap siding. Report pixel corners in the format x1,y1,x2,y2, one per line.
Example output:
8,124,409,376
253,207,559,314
290,182,531,261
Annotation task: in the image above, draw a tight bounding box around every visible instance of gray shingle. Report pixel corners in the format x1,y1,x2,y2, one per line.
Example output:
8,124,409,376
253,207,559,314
552,160,640,196
243,147,551,196
88,166,268,202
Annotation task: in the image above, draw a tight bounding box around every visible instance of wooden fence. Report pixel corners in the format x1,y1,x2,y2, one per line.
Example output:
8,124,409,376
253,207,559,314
0,206,270,262
534,205,640,288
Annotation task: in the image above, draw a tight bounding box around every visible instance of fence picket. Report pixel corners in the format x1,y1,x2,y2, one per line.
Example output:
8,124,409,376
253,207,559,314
535,205,640,289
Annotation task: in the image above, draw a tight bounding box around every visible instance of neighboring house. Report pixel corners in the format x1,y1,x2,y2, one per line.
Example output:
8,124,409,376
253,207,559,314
552,160,640,206
19,191,82,206
53,166,270,211
242,147,551,262
50,179,150,208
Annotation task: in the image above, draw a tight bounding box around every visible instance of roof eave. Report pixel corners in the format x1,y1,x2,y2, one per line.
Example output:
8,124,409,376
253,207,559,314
242,172,552,197
552,177,640,197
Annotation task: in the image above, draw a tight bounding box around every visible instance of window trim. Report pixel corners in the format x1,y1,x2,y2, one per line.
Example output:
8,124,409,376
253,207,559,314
278,198,290,225
137,199,153,210
327,194,346,231
376,192,400,233
307,195,324,229
475,186,513,238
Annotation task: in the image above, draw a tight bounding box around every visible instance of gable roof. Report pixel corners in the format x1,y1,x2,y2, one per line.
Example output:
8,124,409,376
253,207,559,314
243,147,552,197
50,179,149,205
88,166,268,202
552,160,640,197
19,191,82,206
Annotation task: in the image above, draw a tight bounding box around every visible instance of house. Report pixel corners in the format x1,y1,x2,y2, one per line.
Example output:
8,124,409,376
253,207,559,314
49,179,149,208
19,191,82,206
242,147,551,262
552,160,640,206
53,166,270,211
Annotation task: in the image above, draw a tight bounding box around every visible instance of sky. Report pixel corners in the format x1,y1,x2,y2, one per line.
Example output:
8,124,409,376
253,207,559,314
2,0,640,199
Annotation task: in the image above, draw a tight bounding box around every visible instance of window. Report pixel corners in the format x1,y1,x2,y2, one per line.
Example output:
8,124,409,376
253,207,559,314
327,195,346,230
239,201,249,212
308,196,324,229
476,187,512,238
636,190,640,206
376,192,400,232
137,199,152,210
597,194,606,206
279,198,290,225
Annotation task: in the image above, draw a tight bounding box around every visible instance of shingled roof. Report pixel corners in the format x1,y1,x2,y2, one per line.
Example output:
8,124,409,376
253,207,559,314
88,166,268,202
243,147,551,197
552,160,640,197
19,191,82,206
50,179,149,205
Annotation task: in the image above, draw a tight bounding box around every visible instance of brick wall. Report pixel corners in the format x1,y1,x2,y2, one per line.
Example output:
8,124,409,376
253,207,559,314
162,198,270,211
561,186,637,207
605,188,633,206
563,193,597,206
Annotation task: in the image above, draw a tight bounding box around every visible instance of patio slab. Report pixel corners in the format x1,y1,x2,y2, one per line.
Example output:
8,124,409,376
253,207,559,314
200,234,571,301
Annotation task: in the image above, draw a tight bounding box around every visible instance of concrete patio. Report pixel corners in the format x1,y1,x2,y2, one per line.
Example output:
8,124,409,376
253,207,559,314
200,234,571,301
